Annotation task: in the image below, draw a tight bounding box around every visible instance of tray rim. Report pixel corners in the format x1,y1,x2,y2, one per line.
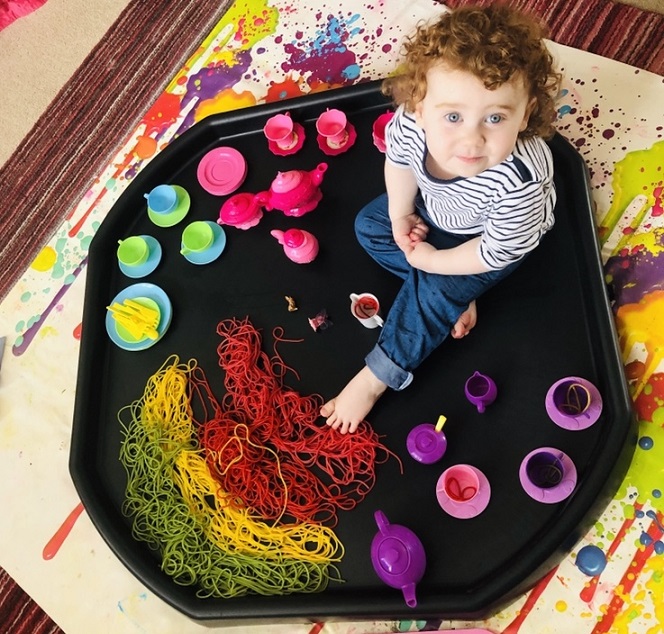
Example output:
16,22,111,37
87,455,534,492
69,78,637,621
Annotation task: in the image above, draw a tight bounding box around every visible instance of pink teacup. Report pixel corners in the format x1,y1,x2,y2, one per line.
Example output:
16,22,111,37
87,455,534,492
263,113,298,150
372,111,394,152
316,108,349,148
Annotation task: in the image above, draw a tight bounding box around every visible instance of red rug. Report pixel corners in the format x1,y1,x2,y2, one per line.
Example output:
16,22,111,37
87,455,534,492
0,0,48,31
0,0,662,632
443,0,664,74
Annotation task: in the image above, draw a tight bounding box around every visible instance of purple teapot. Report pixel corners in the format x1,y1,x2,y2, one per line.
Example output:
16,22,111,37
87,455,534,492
370,510,426,608
270,228,319,264
255,163,328,217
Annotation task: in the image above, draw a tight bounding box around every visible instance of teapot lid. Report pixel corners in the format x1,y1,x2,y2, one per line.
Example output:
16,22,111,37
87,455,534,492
219,193,259,225
370,510,426,588
283,228,305,248
271,170,303,193
407,423,447,464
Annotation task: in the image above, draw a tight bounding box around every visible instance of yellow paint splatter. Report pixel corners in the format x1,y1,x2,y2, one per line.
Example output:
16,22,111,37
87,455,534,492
31,246,57,272
600,140,664,246
194,88,258,122
165,0,278,92
646,555,664,629
555,600,567,612
38,326,58,340
616,291,664,398
617,423,664,515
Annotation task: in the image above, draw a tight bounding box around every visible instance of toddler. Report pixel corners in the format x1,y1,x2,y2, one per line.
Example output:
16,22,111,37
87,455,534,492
322,4,561,433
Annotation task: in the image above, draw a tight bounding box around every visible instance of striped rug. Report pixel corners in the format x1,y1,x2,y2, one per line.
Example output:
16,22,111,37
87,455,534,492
0,0,662,632
0,0,233,302
443,0,664,74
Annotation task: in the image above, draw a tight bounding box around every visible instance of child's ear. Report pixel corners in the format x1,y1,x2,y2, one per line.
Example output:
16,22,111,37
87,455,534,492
414,100,425,127
520,97,537,132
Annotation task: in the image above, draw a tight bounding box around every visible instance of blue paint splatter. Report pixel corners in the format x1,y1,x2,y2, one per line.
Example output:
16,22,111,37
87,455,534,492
576,544,607,576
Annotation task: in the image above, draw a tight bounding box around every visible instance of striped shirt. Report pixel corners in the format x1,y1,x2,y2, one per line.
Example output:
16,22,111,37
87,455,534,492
385,106,556,270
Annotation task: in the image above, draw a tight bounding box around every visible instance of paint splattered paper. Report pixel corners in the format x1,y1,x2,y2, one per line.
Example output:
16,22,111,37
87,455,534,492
0,1,663,633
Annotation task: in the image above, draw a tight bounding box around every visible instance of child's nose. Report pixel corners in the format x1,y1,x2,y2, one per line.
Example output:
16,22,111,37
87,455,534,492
462,124,485,147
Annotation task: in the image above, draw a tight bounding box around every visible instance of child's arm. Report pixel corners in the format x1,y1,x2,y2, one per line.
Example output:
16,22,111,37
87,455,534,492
385,161,429,251
407,237,492,275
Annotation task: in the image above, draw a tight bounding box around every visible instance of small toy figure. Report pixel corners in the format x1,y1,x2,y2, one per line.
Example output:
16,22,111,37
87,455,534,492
308,309,332,331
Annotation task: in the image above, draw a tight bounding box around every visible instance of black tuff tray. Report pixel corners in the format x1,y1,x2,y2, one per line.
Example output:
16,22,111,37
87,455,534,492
70,80,636,622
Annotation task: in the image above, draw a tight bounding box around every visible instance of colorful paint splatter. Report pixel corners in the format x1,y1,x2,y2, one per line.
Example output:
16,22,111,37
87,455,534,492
2,2,664,633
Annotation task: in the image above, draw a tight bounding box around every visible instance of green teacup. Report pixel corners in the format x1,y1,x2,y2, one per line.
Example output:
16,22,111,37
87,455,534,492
181,221,214,255
117,236,149,267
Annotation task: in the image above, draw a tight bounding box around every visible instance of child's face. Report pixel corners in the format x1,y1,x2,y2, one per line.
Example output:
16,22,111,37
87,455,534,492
414,64,534,180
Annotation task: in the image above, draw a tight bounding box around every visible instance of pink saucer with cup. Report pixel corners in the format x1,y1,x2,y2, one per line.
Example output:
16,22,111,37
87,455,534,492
372,111,394,153
197,146,247,196
436,464,491,519
316,108,356,155
264,113,306,156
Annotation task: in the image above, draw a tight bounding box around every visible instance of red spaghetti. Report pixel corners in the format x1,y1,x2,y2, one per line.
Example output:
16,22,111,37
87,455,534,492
193,317,400,526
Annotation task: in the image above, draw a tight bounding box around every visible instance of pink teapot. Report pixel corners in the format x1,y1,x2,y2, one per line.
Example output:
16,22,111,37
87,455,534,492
270,228,319,264
217,192,263,230
256,163,328,217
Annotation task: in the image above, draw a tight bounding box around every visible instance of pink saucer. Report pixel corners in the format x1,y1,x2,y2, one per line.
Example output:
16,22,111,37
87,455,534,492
197,146,247,196
316,122,357,156
267,122,306,156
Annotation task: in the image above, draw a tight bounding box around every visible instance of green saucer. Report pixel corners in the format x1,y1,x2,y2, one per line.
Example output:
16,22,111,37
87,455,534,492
147,185,191,227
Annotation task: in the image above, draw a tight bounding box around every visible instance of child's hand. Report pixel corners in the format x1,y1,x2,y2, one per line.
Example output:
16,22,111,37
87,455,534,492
392,213,429,253
406,240,437,271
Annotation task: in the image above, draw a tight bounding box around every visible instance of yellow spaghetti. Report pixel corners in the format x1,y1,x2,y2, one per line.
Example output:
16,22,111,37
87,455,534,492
119,355,343,598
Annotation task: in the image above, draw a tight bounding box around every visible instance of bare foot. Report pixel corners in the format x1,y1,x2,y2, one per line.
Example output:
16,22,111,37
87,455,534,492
451,300,477,338
321,366,387,434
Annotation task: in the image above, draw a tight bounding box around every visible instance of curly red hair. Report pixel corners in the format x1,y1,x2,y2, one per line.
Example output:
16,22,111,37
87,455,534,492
383,4,561,139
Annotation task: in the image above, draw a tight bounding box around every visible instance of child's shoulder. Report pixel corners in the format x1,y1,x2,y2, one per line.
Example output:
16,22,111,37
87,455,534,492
509,136,555,181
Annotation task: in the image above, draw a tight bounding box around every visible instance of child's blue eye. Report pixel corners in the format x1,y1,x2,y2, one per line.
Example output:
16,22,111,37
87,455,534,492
486,114,503,124
445,112,461,123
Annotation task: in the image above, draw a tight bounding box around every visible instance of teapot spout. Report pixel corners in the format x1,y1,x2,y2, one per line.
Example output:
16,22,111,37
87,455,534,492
253,191,272,211
311,162,328,186
270,229,285,244
401,582,418,608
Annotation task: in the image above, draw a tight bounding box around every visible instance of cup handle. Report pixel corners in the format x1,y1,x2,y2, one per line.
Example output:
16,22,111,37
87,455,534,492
375,315,384,327
349,293,360,302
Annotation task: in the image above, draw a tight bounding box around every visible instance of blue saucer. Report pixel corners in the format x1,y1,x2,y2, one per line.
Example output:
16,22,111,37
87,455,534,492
181,221,227,265
105,282,173,351
118,235,162,279
147,185,190,227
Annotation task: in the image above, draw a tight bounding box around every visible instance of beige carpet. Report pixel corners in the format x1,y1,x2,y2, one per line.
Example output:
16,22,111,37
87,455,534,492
0,0,131,166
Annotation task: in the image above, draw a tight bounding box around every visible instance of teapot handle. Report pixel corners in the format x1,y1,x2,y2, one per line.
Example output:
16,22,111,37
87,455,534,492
374,509,390,535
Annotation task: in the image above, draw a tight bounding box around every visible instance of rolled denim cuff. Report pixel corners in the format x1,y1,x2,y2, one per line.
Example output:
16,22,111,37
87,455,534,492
365,344,414,391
